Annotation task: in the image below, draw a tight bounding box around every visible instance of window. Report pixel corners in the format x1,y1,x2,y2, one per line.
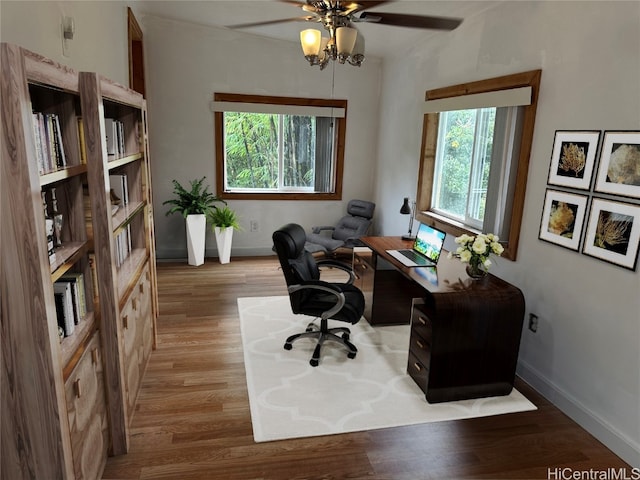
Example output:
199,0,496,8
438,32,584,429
416,70,542,260
214,93,347,200
432,107,496,229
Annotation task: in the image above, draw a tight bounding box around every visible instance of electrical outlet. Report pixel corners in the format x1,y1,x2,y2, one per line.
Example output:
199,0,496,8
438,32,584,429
250,220,259,232
528,313,538,333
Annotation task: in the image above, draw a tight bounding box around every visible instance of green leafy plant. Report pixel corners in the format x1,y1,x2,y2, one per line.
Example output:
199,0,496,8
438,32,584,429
163,177,225,218
208,205,242,231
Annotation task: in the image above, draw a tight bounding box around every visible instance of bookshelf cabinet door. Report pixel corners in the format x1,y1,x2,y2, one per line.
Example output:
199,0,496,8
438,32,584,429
64,331,109,480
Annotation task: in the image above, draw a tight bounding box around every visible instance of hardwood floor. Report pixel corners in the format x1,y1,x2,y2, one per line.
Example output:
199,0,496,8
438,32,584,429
102,257,630,480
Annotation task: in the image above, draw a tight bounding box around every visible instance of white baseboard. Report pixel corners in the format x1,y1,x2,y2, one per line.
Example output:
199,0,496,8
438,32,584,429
517,360,640,467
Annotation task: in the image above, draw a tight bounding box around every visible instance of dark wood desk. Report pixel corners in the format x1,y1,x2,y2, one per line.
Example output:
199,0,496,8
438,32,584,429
357,236,525,403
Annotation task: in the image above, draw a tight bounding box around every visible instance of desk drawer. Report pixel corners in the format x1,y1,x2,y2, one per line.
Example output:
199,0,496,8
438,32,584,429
407,351,429,395
409,331,431,369
411,307,433,342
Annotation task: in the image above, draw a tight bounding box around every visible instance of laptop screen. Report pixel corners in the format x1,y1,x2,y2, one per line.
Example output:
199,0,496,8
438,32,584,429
413,223,446,264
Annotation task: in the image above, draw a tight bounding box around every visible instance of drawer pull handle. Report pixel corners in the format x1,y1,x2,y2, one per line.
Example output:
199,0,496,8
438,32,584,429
73,379,82,398
413,362,422,372
132,298,137,311
123,315,129,329
146,271,150,281
416,339,425,349
418,316,427,326
91,348,99,365
139,283,144,294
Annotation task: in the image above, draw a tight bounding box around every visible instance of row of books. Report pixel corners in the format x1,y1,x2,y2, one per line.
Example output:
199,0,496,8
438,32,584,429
115,225,133,268
32,112,67,174
54,272,87,339
105,118,126,158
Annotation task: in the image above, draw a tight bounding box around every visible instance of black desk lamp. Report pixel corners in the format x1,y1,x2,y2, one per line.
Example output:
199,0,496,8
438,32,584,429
400,197,416,241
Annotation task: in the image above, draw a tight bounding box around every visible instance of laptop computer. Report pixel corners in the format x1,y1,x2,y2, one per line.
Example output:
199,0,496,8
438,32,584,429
386,223,446,268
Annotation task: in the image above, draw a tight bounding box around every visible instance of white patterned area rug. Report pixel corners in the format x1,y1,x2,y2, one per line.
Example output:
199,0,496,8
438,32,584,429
238,296,536,443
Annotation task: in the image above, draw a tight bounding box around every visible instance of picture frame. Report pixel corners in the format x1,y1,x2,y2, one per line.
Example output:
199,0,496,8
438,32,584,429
539,189,588,251
582,198,640,271
547,130,601,190
594,131,640,199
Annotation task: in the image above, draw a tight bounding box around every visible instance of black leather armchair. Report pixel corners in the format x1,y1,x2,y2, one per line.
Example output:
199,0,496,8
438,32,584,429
273,223,365,367
305,199,376,255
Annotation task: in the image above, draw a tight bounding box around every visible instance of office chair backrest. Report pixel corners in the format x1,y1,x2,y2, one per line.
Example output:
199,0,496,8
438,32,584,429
332,199,376,242
273,224,321,311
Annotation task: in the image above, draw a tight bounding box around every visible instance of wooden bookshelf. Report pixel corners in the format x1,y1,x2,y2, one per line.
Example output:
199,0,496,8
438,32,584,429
1,43,158,479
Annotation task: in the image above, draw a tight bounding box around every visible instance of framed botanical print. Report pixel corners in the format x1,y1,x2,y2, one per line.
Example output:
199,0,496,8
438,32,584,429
582,198,640,270
539,189,588,251
594,131,640,199
547,130,601,190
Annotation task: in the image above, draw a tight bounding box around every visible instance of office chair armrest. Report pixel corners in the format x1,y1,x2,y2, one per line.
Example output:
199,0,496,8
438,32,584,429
311,225,336,234
288,282,346,319
316,259,357,284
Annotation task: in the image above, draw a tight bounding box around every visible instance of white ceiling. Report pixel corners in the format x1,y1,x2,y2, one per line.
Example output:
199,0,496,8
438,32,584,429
132,0,500,58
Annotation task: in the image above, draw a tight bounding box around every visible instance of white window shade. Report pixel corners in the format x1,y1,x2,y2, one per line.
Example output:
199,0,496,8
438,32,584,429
423,86,532,113
211,101,345,118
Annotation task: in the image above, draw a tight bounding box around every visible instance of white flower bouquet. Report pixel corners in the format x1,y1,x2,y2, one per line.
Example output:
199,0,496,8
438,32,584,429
448,233,504,277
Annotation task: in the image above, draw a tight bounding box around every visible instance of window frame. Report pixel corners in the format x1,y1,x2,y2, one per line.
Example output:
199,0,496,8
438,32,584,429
214,92,347,200
416,70,542,261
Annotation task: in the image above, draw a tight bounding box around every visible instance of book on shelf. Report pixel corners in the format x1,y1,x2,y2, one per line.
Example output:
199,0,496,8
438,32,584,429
53,282,75,337
32,112,67,173
109,174,128,206
77,117,87,164
59,272,87,320
105,118,125,158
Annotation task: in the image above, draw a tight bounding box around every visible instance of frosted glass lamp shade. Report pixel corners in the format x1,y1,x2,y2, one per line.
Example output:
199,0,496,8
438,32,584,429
300,29,322,56
336,27,357,55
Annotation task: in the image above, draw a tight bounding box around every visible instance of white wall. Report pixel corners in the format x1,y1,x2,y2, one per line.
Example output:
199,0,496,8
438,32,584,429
140,16,381,259
374,1,640,466
0,1,129,85
3,0,638,466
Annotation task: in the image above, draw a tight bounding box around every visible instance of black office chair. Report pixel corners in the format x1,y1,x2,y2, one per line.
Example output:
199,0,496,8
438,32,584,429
273,223,365,367
305,199,376,255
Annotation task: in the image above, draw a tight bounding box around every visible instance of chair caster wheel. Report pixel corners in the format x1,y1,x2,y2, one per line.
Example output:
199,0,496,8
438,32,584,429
347,352,356,359
306,327,313,332
284,343,292,350
342,333,350,341
310,359,319,367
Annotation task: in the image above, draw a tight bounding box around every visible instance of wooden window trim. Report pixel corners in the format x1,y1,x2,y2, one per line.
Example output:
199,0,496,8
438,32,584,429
416,69,542,261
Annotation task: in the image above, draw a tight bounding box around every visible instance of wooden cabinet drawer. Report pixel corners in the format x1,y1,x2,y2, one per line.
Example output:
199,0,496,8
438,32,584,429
409,331,431,369
411,306,432,342
407,351,429,395
64,331,109,480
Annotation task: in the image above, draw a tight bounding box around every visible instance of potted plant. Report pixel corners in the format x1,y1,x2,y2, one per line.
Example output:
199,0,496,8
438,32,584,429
208,205,241,264
163,177,224,266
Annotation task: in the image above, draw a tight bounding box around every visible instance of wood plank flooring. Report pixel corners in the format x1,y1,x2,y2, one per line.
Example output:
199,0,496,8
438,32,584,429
102,257,630,479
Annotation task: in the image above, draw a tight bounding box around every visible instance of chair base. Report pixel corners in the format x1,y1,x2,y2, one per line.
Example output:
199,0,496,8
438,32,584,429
284,319,357,367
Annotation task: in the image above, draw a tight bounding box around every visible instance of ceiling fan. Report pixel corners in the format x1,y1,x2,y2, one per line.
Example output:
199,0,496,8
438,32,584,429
227,1,463,69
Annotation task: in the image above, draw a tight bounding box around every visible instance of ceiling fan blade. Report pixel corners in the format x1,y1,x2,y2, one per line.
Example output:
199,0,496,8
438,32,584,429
351,1,393,12
355,11,463,31
227,16,317,29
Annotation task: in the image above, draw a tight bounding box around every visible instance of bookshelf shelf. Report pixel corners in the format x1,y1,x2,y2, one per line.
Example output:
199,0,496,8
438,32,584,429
50,241,87,279
2,43,158,479
40,164,88,186
107,152,143,169
112,199,145,234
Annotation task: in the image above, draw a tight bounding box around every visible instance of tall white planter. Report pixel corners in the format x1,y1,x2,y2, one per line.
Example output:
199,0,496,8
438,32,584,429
214,226,234,264
186,214,206,266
